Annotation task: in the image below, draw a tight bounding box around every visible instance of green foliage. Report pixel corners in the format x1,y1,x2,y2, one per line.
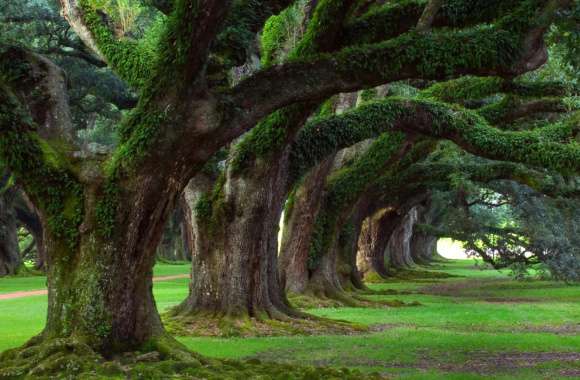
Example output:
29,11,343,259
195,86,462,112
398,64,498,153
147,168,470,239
260,2,305,67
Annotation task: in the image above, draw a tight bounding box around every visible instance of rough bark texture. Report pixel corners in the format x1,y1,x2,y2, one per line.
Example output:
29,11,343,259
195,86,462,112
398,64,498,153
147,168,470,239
336,205,367,292
279,157,335,294
174,154,295,319
357,208,400,280
410,204,439,263
40,177,190,354
386,206,420,269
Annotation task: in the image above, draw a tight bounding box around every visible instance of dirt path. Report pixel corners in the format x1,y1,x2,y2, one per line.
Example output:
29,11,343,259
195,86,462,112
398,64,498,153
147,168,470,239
0,274,189,301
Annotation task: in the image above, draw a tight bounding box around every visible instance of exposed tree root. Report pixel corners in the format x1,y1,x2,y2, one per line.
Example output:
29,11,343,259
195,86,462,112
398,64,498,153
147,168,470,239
163,311,368,338
0,335,385,379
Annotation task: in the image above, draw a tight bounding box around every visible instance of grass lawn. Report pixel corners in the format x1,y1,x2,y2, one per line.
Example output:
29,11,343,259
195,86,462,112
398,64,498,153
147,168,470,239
0,259,578,379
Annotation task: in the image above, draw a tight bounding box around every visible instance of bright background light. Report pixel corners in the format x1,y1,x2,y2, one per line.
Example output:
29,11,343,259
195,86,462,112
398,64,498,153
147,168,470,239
437,238,467,259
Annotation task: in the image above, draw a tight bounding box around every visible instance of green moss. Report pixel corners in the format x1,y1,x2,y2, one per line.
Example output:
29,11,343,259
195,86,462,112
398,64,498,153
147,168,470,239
192,173,228,234
229,109,289,173
0,84,83,249
79,0,155,89
94,180,120,238
343,0,523,46
107,108,168,175
260,4,301,67
307,132,405,269
419,76,505,103
233,0,359,175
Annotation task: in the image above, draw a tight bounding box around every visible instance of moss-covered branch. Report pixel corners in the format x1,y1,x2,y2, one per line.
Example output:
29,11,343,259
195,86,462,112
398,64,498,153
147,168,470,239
211,0,295,68
60,0,156,89
0,80,83,249
230,0,564,130
418,76,576,104
229,0,356,174
290,97,579,183
343,0,525,45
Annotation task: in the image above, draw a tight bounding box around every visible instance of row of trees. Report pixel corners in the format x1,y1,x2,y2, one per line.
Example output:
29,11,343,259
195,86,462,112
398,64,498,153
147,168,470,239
1,0,579,377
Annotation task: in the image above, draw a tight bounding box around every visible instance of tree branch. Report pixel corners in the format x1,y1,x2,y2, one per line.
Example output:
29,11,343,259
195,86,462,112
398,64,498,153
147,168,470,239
290,98,579,178
0,46,75,142
59,0,155,89
416,0,443,32
228,13,554,134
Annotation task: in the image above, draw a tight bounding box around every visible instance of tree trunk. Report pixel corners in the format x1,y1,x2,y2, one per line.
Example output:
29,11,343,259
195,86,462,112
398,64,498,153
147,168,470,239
0,175,197,376
411,232,438,264
174,153,295,320
0,182,21,276
304,199,367,304
386,206,420,269
410,202,439,264
336,211,366,292
357,208,400,280
279,157,335,294
40,184,184,354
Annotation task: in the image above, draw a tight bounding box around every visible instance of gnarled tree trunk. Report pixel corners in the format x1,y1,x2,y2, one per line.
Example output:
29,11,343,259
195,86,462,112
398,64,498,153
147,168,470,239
357,208,400,281
386,206,420,269
35,180,188,356
279,157,335,294
173,153,296,320
409,204,437,264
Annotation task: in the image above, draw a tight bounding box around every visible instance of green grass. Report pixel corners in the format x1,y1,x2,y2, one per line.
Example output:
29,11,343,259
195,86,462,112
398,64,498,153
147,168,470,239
0,263,190,294
0,259,578,379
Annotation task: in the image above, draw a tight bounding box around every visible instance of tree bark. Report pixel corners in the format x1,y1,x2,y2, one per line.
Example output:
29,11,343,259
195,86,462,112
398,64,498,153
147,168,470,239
336,207,367,292
0,179,21,276
35,180,187,356
386,206,420,269
279,157,335,294
410,204,438,264
357,208,400,280
174,153,296,320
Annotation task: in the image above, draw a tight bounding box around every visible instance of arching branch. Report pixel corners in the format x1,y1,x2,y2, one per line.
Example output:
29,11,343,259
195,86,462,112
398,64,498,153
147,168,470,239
59,0,156,89
290,98,579,179
228,0,563,132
